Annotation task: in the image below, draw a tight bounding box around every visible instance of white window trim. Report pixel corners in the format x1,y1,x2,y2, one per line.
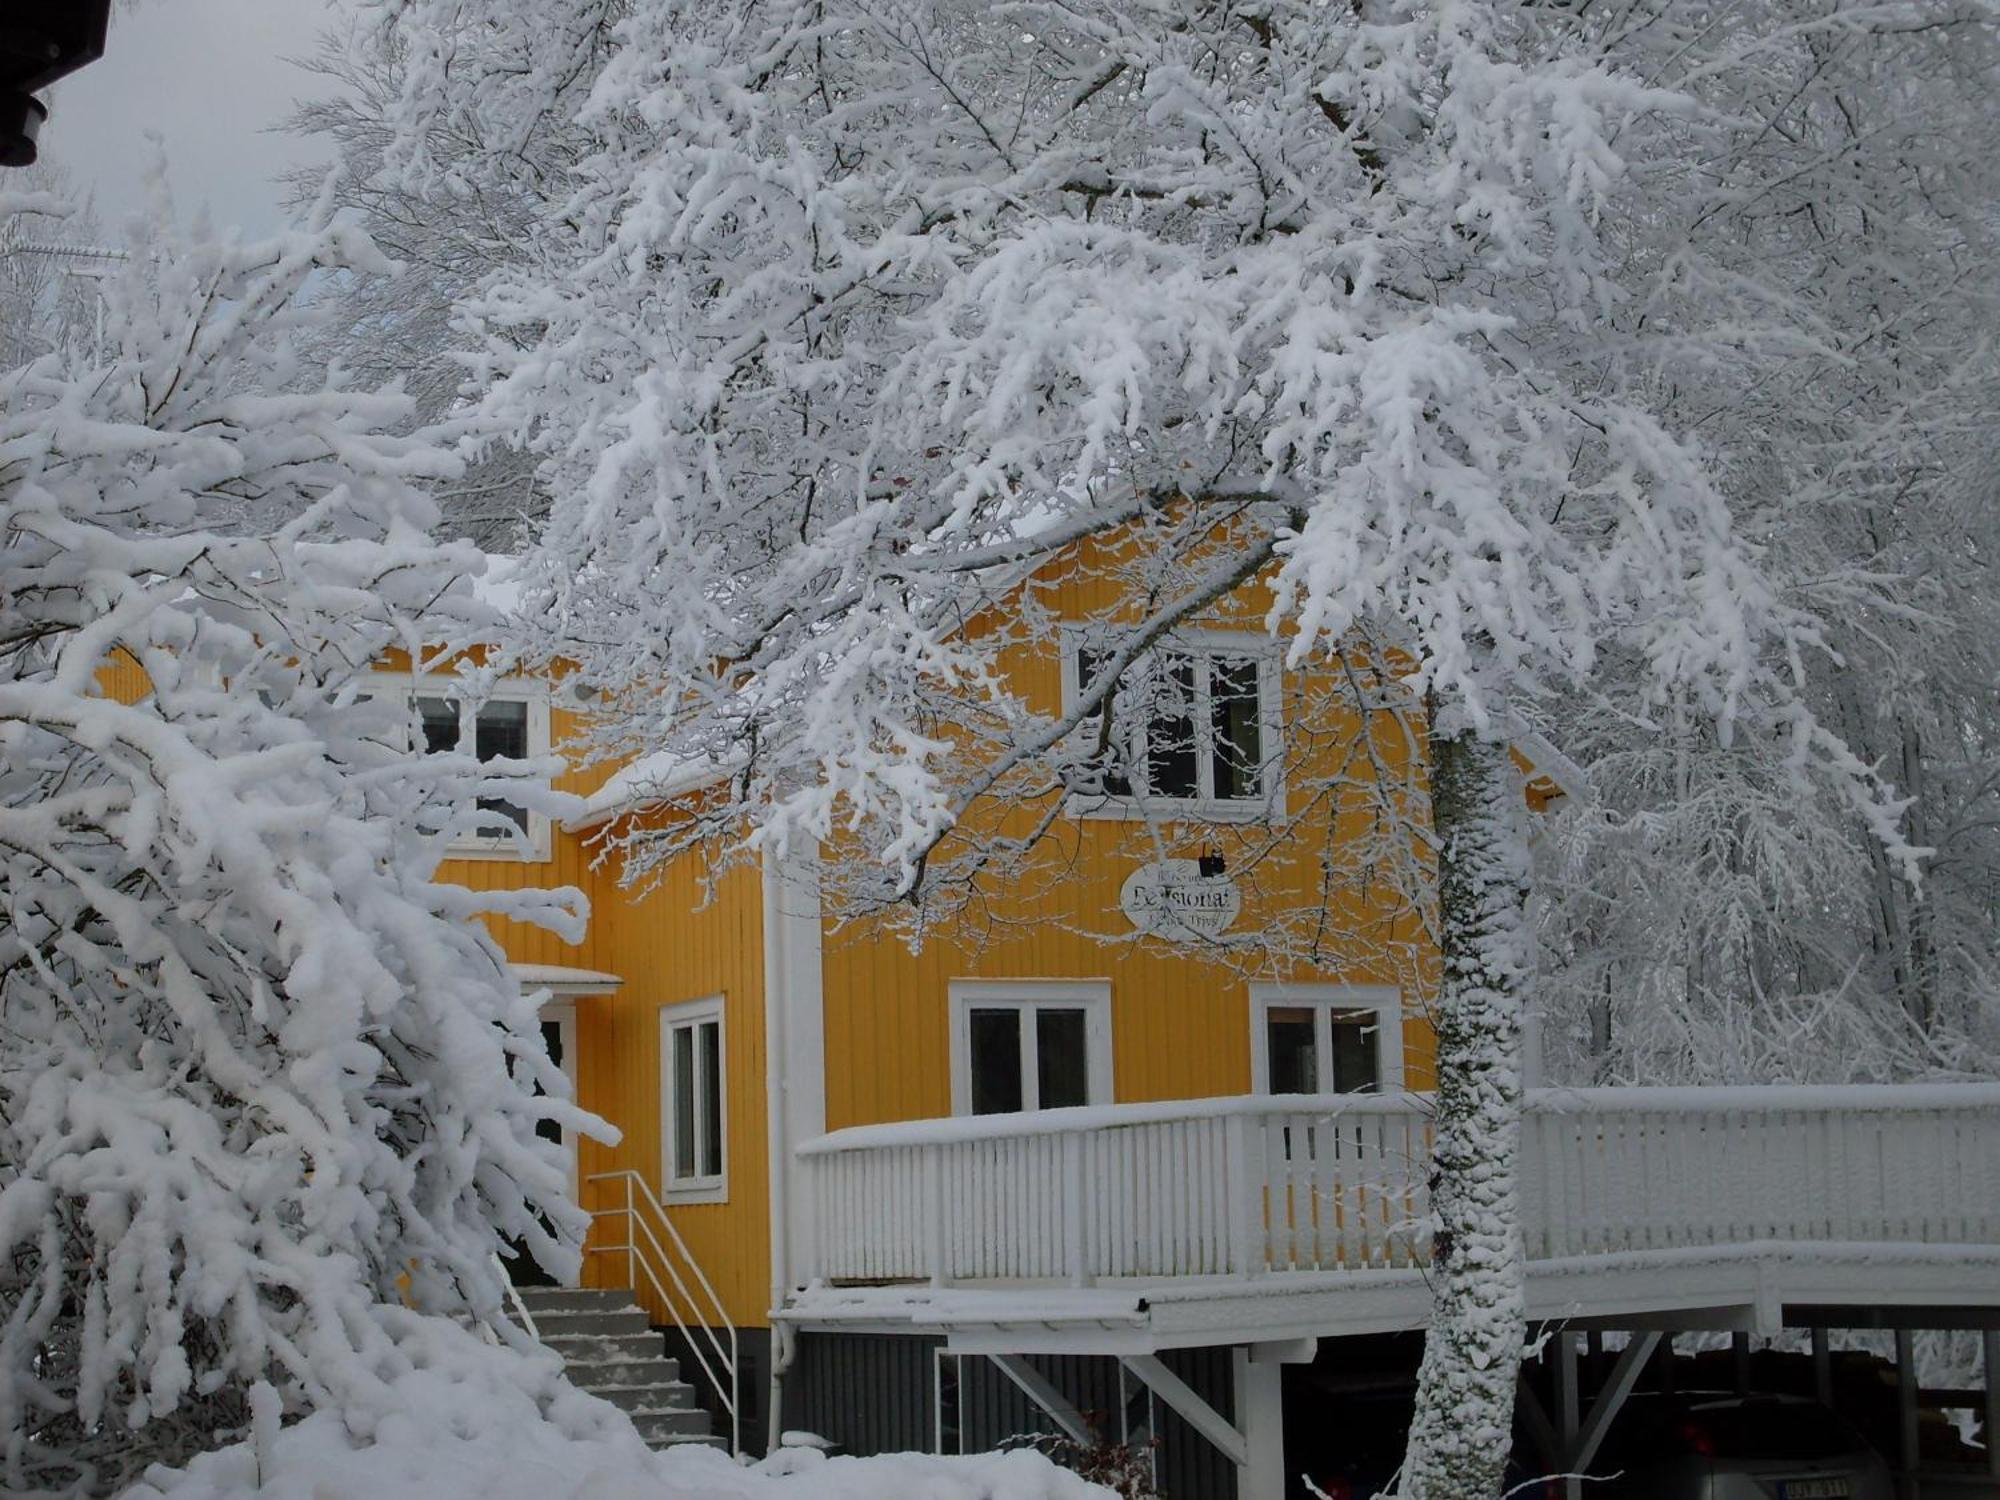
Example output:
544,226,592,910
1247,983,1404,1095
539,999,581,1212
372,671,554,862
948,979,1114,1118
660,994,728,1203
1059,628,1286,823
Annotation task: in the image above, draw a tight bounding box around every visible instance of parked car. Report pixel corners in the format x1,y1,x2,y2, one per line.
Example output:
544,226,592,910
1588,1393,1895,1500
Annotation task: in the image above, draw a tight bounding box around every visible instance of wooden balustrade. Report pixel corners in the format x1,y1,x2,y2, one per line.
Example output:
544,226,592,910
793,1085,2000,1287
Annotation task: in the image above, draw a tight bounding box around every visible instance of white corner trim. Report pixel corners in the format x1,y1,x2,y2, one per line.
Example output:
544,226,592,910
1247,982,1405,1094
946,978,1114,1117
765,849,827,1306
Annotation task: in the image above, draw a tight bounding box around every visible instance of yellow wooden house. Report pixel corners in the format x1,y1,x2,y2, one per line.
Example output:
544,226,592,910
387,544,2000,1500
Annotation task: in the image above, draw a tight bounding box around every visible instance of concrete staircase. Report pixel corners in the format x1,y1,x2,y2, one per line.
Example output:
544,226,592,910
513,1286,724,1451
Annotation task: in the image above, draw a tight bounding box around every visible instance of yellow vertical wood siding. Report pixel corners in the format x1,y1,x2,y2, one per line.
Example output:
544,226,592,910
820,542,1439,1129
432,700,773,1330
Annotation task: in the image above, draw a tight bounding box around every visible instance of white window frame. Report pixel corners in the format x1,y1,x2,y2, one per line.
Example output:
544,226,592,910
1060,629,1285,822
948,979,1114,1117
372,671,554,861
1248,983,1404,1095
538,999,581,1210
660,995,728,1203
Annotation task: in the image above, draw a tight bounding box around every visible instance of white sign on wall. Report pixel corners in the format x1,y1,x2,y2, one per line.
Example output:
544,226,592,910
1119,859,1242,940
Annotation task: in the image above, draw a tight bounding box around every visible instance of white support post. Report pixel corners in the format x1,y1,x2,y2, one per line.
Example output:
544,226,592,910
1983,1330,2000,1482
1235,1347,1287,1500
1225,1115,1259,1276
925,1150,947,1287
1812,1328,1833,1408
1063,1133,1088,1287
1896,1329,1919,1500
1556,1332,1581,1500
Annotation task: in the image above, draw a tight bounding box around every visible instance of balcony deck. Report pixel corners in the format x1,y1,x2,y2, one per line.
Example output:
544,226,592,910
785,1085,2000,1352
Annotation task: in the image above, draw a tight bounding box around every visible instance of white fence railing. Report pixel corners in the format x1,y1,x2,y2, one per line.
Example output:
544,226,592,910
794,1085,2000,1287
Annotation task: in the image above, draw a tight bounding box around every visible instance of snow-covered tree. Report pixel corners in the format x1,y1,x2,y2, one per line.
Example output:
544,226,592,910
1530,3,2000,1089
365,1,1924,1495
0,182,597,1496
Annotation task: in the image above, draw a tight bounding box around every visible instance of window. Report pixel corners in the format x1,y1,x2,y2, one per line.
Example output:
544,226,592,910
373,674,553,859
661,997,726,1199
419,693,533,835
1068,638,1279,813
1250,986,1402,1095
949,981,1112,1116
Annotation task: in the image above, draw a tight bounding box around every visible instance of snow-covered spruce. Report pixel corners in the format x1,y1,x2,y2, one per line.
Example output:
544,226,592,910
0,185,598,1495
362,4,1928,1499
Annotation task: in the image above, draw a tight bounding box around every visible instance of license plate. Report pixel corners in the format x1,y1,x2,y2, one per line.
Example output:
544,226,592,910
1780,1480,1851,1499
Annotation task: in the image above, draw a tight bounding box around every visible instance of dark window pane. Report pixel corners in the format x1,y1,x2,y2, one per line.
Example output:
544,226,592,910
1266,1007,1318,1093
699,1021,723,1178
1036,1008,1089,1109
418,695,460,755
474,699,529,761
1330,1010,1383,1093
1076,648,1132,797
1210,656,1264,800
1145,653,1199,799
969,1008,1023,1114
474,700,531,832
672,1025,696,1178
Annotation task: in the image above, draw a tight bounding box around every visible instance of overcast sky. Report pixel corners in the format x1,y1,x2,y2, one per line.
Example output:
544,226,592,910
41,0,346,240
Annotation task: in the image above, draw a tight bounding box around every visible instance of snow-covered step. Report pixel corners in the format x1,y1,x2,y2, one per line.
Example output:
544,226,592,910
585,1380,700,1413
630,1410,718,1445
509,1284,719,1453
527,1307,653,1338
541,1330,663,1365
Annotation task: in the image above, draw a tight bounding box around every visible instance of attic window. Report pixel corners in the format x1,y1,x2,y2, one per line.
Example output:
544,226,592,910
1071,640,1278,811
418,693,532,834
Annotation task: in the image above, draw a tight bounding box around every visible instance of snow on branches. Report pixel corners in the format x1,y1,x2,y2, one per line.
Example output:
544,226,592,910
367,0,1915,910
0,188,596,1495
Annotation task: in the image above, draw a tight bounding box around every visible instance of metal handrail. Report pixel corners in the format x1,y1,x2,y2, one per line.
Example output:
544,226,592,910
586,1169,739,1455
495,1253,541,1343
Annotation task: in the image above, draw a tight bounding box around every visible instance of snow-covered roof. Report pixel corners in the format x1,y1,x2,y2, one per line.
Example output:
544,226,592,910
470,552,526,615
563,748,747,831
508,963,623,995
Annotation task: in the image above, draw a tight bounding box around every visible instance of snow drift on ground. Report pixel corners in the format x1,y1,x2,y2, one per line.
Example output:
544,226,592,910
118,1313,1105,1500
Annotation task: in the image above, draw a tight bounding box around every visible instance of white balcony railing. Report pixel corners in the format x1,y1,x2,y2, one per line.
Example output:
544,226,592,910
793,1085,2000,1287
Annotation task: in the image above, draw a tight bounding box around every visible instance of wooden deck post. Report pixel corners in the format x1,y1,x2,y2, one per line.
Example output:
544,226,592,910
1896,1329,1919,1500
1983,1330,2000,1481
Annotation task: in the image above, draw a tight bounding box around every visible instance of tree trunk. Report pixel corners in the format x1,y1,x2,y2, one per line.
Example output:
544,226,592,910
1402,725,1535,1500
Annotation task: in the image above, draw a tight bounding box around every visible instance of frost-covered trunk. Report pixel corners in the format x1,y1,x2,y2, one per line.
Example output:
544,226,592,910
1403,726,1534,1500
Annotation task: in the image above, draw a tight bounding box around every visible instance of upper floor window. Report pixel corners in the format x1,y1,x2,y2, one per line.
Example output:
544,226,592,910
418,693,534,838
371,674,553,860
1068,637,1280,815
